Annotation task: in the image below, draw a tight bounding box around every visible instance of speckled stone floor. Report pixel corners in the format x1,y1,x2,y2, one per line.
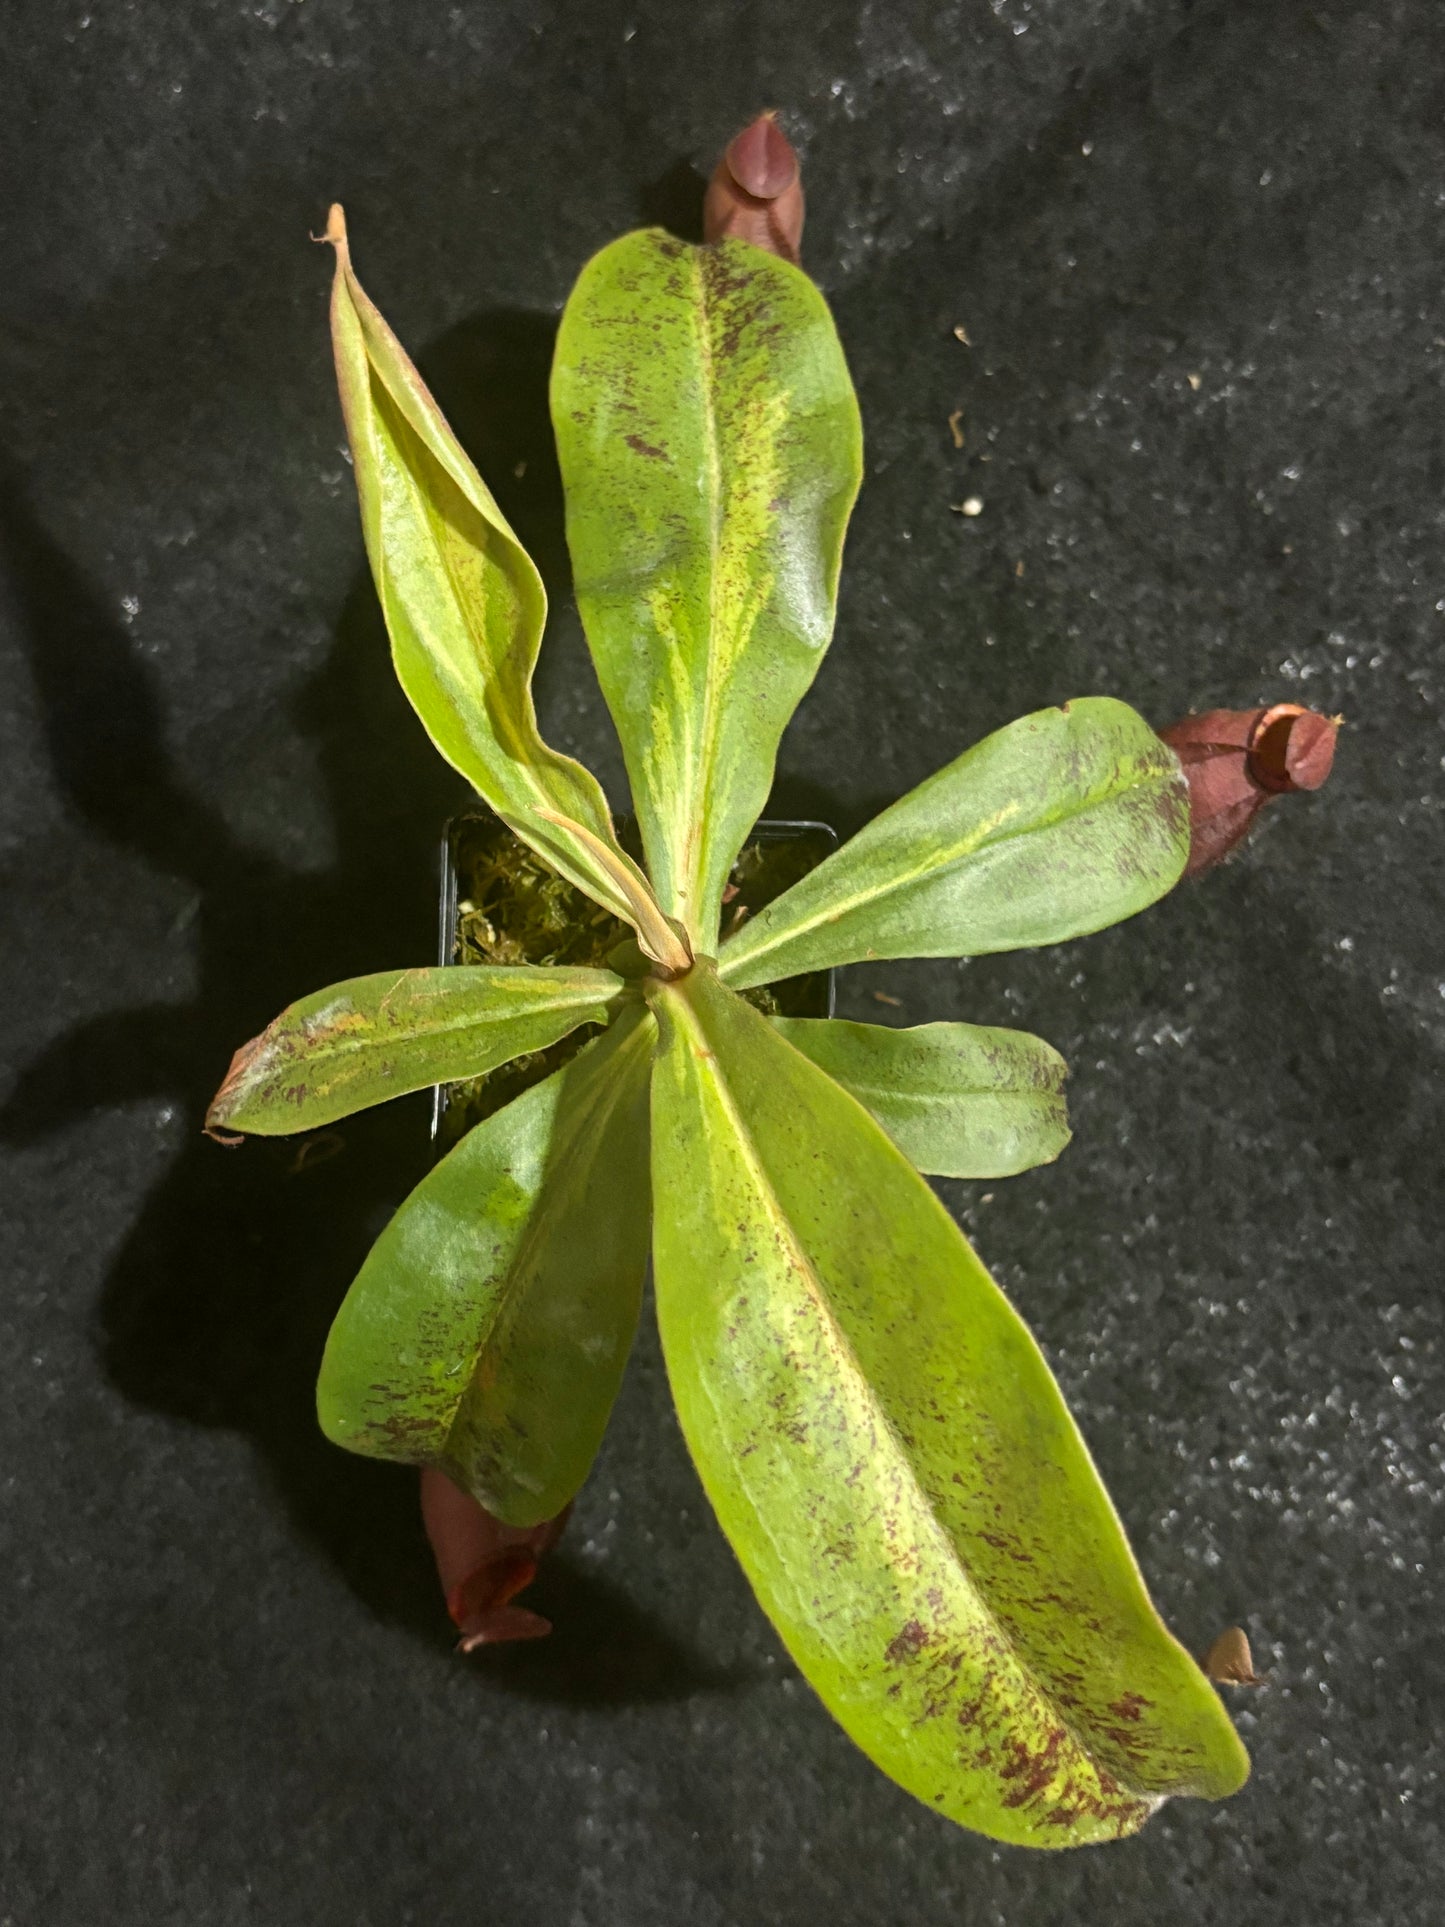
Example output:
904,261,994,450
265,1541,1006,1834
2,3,1440,1921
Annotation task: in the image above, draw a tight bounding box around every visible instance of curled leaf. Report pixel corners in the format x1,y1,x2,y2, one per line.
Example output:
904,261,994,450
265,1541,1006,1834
323,205,649,931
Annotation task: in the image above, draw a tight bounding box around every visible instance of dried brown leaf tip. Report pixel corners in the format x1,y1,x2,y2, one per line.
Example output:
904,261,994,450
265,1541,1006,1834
703,111,804,265
1203,1625,1265,1687
1159,702,1340,878
420,1467,569,1651
205,1032,265,1136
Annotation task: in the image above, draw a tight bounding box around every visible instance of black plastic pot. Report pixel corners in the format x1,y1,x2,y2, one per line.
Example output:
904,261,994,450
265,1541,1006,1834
431,811,837,1142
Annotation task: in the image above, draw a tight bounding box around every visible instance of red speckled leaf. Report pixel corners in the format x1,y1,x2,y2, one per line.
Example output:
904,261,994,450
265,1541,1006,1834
648,964,1247,1847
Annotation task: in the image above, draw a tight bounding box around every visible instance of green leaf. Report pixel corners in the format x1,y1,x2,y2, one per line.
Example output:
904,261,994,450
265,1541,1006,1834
648,966,1247,1847
325,206,661,933
551,229,863,947
719,698,1189,989
317,1004,654,1525
207,964,623,1136
772,1016,1070,1178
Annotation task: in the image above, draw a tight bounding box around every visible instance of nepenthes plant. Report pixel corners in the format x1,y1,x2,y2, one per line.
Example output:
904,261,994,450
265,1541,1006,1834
207,183,1264,1848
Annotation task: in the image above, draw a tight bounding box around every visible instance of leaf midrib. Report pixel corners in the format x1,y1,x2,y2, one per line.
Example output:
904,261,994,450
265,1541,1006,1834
670,247,726,936
286,979,617,1073
823,1077,1057,1107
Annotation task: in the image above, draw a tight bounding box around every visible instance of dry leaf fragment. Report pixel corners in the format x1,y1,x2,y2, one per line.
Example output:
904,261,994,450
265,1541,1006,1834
953,324,971,345
947,409,965,449
871,990,902,1007
1203,1626,1265,1686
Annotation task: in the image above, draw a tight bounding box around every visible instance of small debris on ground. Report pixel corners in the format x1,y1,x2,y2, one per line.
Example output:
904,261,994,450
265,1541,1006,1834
950,496,984,517
871,990,902,1007
1203,1626,1265,1686
947,408,965,448
1187,373,1202,392
953,324,971,345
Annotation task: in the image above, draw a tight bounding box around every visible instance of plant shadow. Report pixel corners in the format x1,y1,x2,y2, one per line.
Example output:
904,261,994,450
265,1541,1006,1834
0,307,734,1709
638,157,708,240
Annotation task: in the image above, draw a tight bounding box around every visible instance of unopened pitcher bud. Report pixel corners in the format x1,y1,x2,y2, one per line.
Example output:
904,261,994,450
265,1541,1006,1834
703,111,804,263
1159,703,1339,877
